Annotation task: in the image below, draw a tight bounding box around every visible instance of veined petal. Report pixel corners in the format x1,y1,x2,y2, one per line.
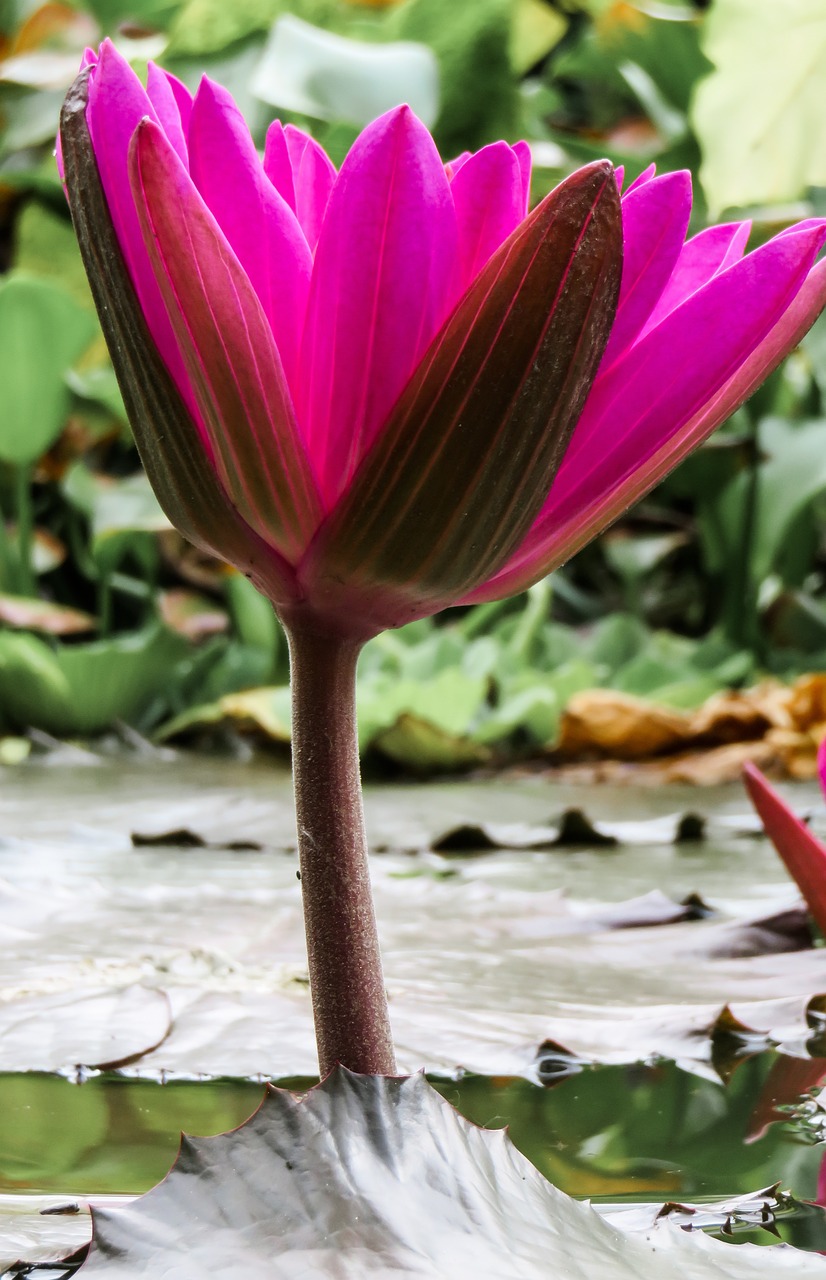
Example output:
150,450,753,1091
451,142,526,294
600,171,691,369
639,221,751,337
85,40,195,418
146,62,188,165
129,118,322,564
59,70,299,607
284,124,337,252
300,161,622,632
468,250,826,602
188,79,312,391
298,105,458,511
744,763,826,938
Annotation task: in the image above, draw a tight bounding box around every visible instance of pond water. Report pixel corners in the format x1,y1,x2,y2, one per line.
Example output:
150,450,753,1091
3,754,826,1261
2,1052,826,1252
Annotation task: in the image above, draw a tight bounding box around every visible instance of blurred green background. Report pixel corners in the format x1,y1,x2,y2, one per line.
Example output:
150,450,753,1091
1,0,826,771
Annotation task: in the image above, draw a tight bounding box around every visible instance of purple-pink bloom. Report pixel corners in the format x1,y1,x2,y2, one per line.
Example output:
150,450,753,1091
62,42,826,642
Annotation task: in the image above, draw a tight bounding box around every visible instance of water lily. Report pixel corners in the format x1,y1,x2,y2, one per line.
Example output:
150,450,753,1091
744,748,826,938
60,42,826,1077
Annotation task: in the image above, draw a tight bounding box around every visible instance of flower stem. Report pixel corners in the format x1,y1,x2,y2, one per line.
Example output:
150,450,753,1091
284,617,396,1078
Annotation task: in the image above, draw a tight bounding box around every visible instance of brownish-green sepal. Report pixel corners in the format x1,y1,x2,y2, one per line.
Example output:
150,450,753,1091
303,160,622,628
59,70,298,607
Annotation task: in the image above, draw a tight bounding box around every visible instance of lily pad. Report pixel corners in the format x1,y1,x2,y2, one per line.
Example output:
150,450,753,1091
76,1070,826,1279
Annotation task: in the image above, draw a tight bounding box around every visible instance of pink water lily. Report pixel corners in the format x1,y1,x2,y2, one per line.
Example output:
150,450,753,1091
60,43,826,1079
60,41,826,644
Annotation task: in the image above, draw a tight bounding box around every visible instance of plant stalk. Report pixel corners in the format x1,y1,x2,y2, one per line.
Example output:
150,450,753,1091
284,616,396,1078
14,464,35,597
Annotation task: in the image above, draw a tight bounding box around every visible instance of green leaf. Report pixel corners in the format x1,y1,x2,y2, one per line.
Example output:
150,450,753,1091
357,666,487,749
585,613,649,670
510,0,567,76
375,714,491,770
692,0,826,214
0,275,96,465
12,201,96,310
474,681,560,746
225,573,282,662
392,0,518,153
251,14,439,127
0,626,190,736
752,418,826,582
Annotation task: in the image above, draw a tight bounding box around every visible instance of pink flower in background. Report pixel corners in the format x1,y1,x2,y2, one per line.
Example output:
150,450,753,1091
744,746,826,937
61,41,826,641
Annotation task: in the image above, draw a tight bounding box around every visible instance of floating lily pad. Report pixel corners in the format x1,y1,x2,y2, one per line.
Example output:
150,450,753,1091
72,1071,826,1279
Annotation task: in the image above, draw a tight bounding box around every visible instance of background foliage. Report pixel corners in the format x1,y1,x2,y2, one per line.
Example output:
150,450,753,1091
1,0,826,767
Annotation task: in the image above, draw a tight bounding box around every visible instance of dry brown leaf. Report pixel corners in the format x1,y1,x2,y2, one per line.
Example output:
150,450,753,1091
550,675,826,783
554,690,691,759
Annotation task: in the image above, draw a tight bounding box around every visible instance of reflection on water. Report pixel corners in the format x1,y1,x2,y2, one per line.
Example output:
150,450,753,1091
2,1052,826,1250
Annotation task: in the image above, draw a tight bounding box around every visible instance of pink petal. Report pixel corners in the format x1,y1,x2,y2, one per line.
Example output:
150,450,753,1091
284,124,337,252
165,68,193,134
146,62,188,165
512,139,532,212
639,221,751,337
298,105,458,511
467,237,826,601
446,151,472,179
451,141,525,293
187,79,312,392
86,40,197,426
743,762,826,937
624,162,656,194
300,160,622,634
614,164,625,191
600,171,691,369
819,737,826,797
263,121,296,211
129,119,322,565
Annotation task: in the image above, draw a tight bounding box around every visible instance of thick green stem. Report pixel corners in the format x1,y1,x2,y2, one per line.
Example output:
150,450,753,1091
285,617,396,1078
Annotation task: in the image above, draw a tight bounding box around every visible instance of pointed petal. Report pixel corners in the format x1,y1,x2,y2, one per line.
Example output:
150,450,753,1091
451,142,526,293
625,162,656,194
298,106,458,510
59,70,299,607
639,221,751,337
263,120,296,211
284,124,337,251
165,68,193,134
743,763,826,937
187,79,312,390
301,161,623,632
146,62,188,165
130,118,322,564
467,248,826,601
512,139,532,212
447,150,472,178
85,40,194,407
601,171,691,368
